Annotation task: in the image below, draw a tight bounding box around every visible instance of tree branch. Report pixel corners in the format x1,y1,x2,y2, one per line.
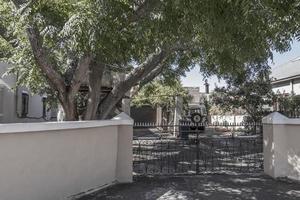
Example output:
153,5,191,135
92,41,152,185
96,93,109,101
100,47,171,119
11,0,28,7
84,60,105,120
130,63,165,97
26,25,66,95
69,55,92,97
0,24,18,48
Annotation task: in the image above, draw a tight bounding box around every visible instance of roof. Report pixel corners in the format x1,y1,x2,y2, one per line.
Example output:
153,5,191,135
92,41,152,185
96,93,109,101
271,56,300,82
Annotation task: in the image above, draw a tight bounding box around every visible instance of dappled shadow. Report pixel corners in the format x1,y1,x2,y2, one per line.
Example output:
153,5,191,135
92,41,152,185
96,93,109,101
79,174,300,200
133,137,263,175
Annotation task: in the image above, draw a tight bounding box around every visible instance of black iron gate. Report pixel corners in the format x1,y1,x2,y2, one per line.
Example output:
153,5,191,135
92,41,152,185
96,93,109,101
133,123,263,175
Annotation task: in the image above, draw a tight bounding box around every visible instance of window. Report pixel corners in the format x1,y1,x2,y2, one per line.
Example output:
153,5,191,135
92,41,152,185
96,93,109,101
21,92,29,117
42,97,47,118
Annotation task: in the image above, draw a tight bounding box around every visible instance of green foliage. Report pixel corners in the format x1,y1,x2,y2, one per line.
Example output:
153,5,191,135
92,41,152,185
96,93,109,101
131,79,191,110
1,0,300,112
211,68,273,122
274,93,300,117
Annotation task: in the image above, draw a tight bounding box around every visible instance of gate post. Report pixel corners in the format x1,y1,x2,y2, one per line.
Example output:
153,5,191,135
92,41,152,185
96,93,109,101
262,112,300,181
113,112,134,183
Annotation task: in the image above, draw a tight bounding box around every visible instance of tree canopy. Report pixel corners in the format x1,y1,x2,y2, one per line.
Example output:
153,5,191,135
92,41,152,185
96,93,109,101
274,92,300,117
132,78,191,124
210,68,273,123
131,79,191,109
1,0,300,120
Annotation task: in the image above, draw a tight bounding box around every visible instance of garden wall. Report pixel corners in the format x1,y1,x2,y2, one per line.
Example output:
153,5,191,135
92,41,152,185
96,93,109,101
0,113,133,200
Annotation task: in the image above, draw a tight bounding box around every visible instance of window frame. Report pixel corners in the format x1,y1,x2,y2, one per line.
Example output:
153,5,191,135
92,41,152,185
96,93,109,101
21,92,29,118
42,97,47,118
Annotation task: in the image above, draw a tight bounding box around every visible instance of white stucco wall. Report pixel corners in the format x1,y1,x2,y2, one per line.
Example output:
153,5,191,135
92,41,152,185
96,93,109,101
263,112,300,181
272,79,300,95
272,81,292,94
211,115,245,124
293,79,300,95
0,113,133,200
0,62,54,123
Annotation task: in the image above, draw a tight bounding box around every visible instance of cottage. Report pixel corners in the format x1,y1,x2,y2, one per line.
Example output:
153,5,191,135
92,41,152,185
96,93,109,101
0,62,55,123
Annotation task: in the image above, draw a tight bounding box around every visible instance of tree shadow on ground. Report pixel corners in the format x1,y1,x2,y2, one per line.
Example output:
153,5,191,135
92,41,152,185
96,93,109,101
79,174,300,200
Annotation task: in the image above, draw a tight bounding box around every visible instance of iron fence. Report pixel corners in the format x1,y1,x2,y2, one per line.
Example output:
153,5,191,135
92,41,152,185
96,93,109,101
133,122,263,139
133,123,263,175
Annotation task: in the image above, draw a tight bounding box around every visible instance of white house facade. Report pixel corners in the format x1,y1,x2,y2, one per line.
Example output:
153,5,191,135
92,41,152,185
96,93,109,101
0,62,54,123
271,56,300,95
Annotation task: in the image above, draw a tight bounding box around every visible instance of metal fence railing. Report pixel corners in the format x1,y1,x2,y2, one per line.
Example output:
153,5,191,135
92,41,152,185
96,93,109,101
133,123,263,175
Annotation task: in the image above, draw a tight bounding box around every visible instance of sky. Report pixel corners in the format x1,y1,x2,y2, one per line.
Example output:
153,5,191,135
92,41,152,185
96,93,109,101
181,40,300,93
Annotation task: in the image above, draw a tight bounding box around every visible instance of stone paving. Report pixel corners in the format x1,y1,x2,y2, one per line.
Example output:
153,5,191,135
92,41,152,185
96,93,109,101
79,173,300,200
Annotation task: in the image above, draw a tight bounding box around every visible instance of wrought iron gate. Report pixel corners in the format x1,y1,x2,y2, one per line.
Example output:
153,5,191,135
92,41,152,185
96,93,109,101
133,123,263,175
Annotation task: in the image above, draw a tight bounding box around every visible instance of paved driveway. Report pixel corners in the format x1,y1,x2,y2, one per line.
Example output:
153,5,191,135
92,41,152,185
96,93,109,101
79,174,300,200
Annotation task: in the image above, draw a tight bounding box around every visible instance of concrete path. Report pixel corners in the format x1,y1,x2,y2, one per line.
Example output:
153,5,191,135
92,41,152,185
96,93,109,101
79,174,300,200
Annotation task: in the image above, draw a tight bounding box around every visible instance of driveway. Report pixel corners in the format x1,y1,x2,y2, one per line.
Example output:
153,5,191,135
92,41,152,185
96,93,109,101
79,173,300,200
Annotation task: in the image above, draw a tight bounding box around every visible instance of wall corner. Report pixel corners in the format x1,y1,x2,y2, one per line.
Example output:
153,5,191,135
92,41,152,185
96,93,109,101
113,113,133,183
112,112,134,124
262,112,288,125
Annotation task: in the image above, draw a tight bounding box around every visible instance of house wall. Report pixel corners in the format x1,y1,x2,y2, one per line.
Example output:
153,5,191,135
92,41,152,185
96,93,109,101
293,79,300,94
186,87,201,103
211,115,245,124
263,112,300,181
0,62,54,123
0,113,133,200
272,78,300,95
272,80,293,94
184,87,209,104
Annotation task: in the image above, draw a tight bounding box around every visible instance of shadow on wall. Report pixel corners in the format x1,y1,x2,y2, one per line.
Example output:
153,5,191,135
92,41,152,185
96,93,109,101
287,150,300,180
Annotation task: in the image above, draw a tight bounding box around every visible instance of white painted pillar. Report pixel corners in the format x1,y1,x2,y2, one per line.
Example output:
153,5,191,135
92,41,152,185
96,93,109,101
156,106,162,125
112,112,133,183
262,112,300,180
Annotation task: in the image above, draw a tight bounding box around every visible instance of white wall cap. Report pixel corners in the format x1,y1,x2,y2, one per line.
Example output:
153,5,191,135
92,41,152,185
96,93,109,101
112,112,134,124
0,119,133,134
262,112,288,124
262,111,300,125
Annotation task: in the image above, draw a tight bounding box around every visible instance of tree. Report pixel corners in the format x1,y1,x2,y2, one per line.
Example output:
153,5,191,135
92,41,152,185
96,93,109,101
132,78,191,124
274,92,300,117
210,68,273,123
1,0,300,120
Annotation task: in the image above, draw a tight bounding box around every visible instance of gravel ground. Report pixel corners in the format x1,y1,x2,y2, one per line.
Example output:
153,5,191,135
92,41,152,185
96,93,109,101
79,173,300,200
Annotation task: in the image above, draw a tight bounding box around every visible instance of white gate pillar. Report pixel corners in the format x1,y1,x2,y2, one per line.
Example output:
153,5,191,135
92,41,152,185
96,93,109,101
262,112,300,181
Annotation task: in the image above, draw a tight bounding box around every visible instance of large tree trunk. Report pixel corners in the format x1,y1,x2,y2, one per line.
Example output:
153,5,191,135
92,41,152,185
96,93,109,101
84,61,105,120
62,101,77,121
58,91,78,121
